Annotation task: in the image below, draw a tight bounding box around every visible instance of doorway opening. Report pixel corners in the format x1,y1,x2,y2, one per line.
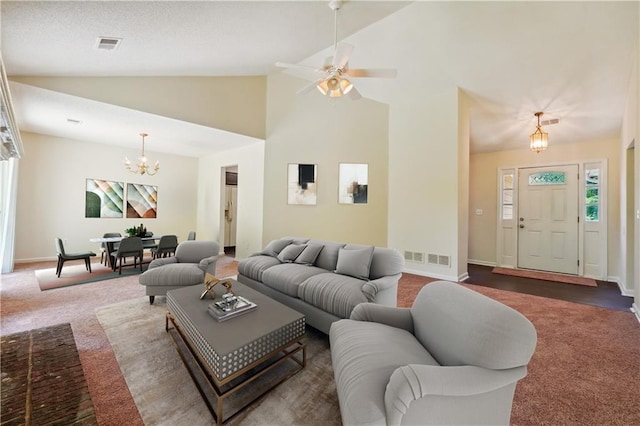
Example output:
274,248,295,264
222,166,238,258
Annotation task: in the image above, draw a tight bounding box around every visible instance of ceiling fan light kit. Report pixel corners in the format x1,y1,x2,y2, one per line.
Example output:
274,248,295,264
530,112,549,153
276,0,396,100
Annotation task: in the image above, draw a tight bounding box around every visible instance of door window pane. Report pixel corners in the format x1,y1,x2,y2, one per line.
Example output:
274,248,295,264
585,169,599,185
501,171,514,220
584,167,600,222
528,171,566,185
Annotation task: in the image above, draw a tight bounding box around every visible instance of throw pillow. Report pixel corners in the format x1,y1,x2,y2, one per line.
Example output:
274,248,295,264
261,238,293,257
294,244,324,266
335,246,375,280
277,243,307,263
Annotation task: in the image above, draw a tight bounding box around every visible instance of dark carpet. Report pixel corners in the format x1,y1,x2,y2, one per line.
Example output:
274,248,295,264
1,323,97,425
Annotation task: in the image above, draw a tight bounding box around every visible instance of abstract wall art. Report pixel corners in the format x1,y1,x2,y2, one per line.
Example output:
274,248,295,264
338,163,368,204
287,163,317,205
85,179,124,218
126,183,158,218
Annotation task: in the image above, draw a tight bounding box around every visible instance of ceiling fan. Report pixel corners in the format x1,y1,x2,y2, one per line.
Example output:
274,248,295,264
275,0,397,100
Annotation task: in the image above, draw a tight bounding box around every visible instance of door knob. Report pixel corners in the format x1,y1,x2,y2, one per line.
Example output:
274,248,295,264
519,217,524,221
519,224,525,229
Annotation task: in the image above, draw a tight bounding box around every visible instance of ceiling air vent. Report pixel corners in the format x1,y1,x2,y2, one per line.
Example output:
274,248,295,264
95,37,122,51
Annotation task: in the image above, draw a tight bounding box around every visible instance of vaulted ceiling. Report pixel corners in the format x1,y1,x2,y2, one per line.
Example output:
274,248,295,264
2,1,638,156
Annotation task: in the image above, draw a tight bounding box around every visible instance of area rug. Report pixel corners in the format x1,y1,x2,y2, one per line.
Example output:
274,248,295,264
95,297,340,425
96,282,640,426
0,323,97,424
36,262,145,291
492,266,597,287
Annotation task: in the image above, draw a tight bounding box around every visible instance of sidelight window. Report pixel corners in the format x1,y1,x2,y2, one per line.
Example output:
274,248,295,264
585,168,599,222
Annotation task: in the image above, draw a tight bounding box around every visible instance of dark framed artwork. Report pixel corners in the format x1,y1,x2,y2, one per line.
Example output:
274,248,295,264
85,178,124,218
338,163,368,204
287,163,317,205
126,183,158,218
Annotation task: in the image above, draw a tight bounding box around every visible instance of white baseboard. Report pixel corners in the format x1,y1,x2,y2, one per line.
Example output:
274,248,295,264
458,272,470,282
403,267,458,282
15,256,57,263
631,303,640,324
608,275,636,297
468,259,497,267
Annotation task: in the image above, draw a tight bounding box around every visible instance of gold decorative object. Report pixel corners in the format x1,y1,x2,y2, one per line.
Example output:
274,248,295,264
199,273,233,300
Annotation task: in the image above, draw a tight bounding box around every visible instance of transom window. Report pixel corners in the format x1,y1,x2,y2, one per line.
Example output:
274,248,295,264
528,171,566,185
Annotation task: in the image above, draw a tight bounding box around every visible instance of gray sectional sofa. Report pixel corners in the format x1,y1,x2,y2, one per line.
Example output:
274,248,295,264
237,237,404,334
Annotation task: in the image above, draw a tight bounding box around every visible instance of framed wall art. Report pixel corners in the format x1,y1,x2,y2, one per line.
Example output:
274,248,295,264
126,183,158,218
287,163,317,205
85,178,124,218
338,163,368,204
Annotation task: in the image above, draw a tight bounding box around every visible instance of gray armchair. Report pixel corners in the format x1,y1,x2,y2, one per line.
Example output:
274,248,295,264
329,281,537,425
138,240,219,304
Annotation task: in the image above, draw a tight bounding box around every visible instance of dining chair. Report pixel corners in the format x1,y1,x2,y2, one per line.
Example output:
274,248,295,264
100,232,122,266
151,235,178,259
110,236,144,275
187,231,196,240
55,238,97,278
142,231,158,252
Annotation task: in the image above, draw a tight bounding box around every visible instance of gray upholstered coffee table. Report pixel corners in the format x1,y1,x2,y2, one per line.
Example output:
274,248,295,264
165,280,306,425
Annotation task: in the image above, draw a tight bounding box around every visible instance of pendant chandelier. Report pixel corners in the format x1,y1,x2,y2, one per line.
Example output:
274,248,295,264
124,132,159,176
530,112,548,153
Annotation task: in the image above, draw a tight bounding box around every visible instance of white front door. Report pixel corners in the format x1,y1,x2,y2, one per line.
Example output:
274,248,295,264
517,165,579,275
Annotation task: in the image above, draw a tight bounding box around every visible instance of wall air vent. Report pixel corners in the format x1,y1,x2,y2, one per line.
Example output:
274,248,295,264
427,253,451,267
438,255,450,267
95,37,122,51
404,251,425,263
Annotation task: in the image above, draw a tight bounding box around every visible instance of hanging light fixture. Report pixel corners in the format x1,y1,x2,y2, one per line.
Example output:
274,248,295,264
316,74,354,98
530,112,548,153
124,132,159,175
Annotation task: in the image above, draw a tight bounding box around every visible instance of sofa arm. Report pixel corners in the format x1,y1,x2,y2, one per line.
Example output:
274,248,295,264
362,274,400,305
148,257,178,269
385,364,528,425
199,255,218,275
350,303,414,334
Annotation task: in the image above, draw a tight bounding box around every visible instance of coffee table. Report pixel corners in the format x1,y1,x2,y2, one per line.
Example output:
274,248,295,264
165,281,306,425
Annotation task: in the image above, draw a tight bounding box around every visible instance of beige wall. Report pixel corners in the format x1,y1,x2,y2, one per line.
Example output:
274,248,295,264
11,76,267,139
15,132,198,261
469,138,621,278
263,72,389,247
197,142,265,260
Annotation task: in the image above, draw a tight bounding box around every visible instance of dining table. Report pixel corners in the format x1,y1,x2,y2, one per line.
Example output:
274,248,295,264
89,235,163,270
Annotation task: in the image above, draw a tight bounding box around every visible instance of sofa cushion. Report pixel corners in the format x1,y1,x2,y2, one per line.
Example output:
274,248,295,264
139,263,205,287
298,273,369,319
294,243,324,266
261,264,327,297
335,246,375,280
261,238,293,256
330,319,439,425
277,243,307,263
237,255,281,282
308,240,346,271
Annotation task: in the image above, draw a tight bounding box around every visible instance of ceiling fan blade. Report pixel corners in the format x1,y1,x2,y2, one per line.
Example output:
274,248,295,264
348,86,362,100
275,62,325,74
332,43,353,69
345,68,397,78
296,79,324,95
